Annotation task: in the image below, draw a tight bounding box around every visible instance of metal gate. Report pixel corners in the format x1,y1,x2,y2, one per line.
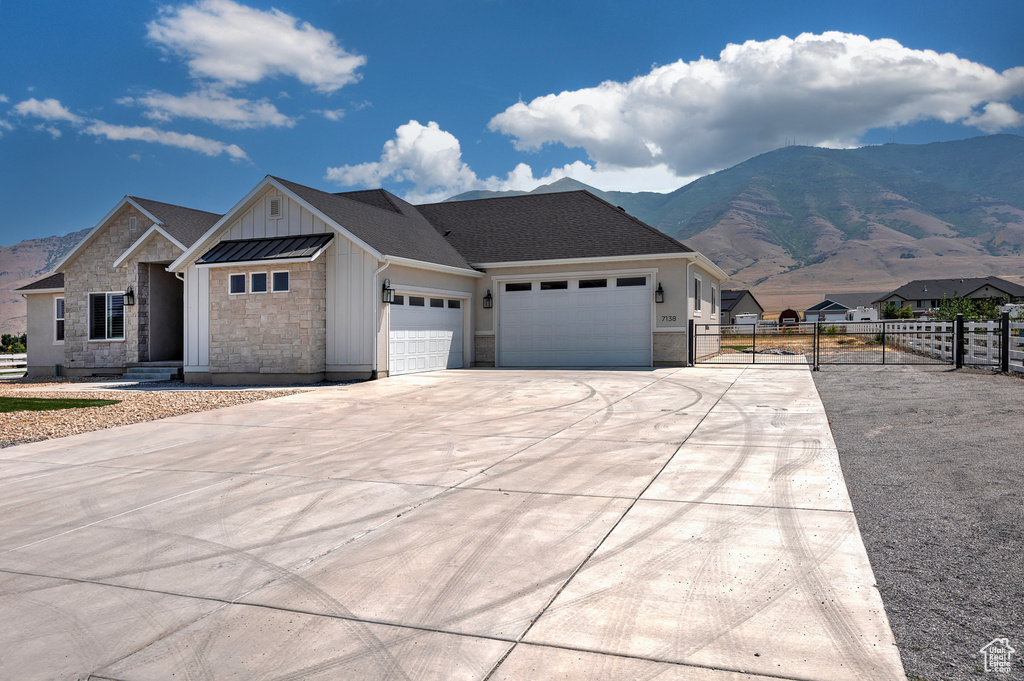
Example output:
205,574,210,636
689,313,1012,370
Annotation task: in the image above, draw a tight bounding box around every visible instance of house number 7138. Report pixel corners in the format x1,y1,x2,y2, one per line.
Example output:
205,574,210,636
661,315,677,322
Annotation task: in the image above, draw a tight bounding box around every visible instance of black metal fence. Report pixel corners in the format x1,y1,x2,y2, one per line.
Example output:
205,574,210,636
689,313,1014,371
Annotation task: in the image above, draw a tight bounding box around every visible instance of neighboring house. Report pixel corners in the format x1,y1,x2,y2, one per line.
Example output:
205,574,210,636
720,289,763,324
803,299,850,323
873,277,1024,316
18,176,726,383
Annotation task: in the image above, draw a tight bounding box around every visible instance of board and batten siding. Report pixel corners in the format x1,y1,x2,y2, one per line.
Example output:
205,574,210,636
183,265,210,372
225,190,329,240
326,236,378,371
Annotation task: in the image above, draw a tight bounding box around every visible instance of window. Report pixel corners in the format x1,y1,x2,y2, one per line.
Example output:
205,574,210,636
694,276,702,313
617,277,647,287
251,273,268,293
129,216,137,231
540,280,568,290
229,274,246,294
409,296,425,307
447,299,461,309
430,298,444,308
268,196,283,219
505,282,531,292
89,293,124,340
55,297,65,343
393,294,405,305
711,286,718,316
579,279,607,288
272,271,289,292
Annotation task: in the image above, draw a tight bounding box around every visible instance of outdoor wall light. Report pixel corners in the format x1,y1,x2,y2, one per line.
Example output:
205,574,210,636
381,278,395,304
124,286,136,306
482,289,493,309
655,283,665,304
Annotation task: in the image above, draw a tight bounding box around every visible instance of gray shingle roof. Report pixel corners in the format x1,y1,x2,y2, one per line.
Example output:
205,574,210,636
874,277,1024,303
416,191,693,264
721,289,763,312
130,197,222,247
15,272,64,292
271,177,474,271
197,234,334,265
825,292,888,309
804,299,850,313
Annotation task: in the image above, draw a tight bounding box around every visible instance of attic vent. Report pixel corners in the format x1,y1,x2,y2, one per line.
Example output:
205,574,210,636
268,196,283,219
129,216,137,231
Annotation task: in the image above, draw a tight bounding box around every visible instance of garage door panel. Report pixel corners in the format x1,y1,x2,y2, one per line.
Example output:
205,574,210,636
499,279,651,367
389,299,464,376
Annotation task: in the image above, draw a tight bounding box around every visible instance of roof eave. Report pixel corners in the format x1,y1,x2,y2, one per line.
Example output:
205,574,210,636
112,225,186,268
53,196,163,273
385,255,484,278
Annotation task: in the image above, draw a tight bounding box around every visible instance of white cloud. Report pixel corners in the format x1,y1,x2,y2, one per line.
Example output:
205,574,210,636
964,102,1024,133
317,108,346,121
489,32,1024,177
326,120,480,202
325,120,692,203
84,121,249,159
119,89,294,129
147,0,365,92
13,98,83,123
0,95,8,103
14,96,248,160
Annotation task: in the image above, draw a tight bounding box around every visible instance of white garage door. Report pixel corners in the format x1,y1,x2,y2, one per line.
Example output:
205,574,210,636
389,295,464,375
498,276,652,366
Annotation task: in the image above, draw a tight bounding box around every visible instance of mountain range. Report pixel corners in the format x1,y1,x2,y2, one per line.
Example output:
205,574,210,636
452,134,1024,309
2,135,1024,334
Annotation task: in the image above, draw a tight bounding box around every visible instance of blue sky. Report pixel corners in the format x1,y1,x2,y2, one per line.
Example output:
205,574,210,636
2,0,1023,245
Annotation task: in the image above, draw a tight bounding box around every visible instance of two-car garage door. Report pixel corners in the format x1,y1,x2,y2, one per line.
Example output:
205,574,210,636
389,295,464,376
498,275,652,366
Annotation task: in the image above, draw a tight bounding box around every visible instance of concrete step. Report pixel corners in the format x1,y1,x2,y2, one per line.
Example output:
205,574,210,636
122,369,180,381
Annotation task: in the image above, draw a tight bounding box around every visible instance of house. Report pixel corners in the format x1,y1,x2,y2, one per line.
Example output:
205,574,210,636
873,277,1024,317
720,289,763,324
803,299,850,323
18,176,726,383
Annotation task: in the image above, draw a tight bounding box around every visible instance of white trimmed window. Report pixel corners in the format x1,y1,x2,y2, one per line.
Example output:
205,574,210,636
229,273,246,294
55,297,65,343
693,275,703,315
711,286,718,317
89,292,125,340
129,216,137,231
272,271,289,292
251,272,268,293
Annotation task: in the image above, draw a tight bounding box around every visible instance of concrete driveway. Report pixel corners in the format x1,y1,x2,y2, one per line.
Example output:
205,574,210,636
0,366,904,681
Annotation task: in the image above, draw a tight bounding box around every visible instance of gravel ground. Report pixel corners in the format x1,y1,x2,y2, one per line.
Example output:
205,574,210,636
0,376,312,447
813,365,1023,681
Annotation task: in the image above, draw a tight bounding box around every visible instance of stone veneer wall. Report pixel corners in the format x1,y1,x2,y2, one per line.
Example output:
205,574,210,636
473,335,495,367
653,332,687,366
64,205,155,374
208,260,327,377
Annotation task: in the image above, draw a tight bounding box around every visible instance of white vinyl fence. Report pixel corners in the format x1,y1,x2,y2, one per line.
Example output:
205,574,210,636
0,353,27,371
886,319,1024,374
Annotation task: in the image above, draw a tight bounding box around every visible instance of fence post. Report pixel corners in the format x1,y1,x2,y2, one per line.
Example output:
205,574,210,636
752,322,757,364
1001,311,1010,373
881,321,886,365
687,318,695,366
813,322,820,371
955,314,964,369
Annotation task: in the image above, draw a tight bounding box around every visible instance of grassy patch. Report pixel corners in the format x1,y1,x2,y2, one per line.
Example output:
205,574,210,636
0,396,120,413
723,344,752,351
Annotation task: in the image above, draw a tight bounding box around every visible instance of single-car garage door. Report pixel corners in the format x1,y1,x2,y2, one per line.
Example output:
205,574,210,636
389,295,464,375
498,276,652,366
